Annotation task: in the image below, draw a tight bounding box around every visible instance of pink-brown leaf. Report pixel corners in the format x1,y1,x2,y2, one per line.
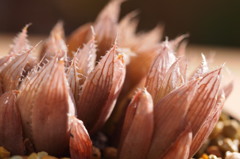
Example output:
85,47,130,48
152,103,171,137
118,11,139,48
189,91,225,157
145,46,176,104
67,35,97,102
0,91,25,155
134,25,163,52
162,128,192,159
9,24,31,55
40,22,67,62
0,50,34,92
169,34,189,52
119,89,154,159
69,116,92,159
17,59,76,156
67,23,92,57
77,45,126,133
75,34,97,77
94,0,123,57
187,68,222,136
191,54,209,80
147,80,197,159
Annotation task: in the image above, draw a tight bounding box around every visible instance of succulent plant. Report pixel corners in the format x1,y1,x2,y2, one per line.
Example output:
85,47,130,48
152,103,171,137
0,0,233,159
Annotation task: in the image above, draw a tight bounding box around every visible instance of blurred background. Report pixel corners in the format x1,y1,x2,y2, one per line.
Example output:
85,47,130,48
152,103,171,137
0,0,240,47
0,0,240,118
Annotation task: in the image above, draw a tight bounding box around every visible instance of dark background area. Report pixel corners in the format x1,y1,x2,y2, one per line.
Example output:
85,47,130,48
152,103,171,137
0,0,240,47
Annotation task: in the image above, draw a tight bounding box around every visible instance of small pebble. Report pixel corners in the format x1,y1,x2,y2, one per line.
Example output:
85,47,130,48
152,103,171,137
91,146,101,159
220,114,230,121
3,112,240,159
200,153,209,159
37,151,48,158
10,156,23,159
211,135,224,147
222,120,239,138
103,147,117,159
218,138,238,152
225,151,240,159
210,121,224,139
196,140,210,157
0,147,10,159
42,156,58,159
206,146,222,157
208,154,220,159
28,153,38,159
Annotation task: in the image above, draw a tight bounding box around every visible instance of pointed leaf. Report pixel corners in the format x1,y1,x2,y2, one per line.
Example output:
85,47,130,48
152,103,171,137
94,0,123,57
145,46,176,104
0,50,33,92
119,89,144,146
191,54,209,80
103,76,146,137
161,59,184,89
9,24,31,55
189,91,225,157
169,34,189,51
135,24,163,52
0,91,25,155
119,89,154,159
125,47,158,94
77,45,126,133
176,40,188,57
187,68,222,136
153,59,185,103
118,11,163,52
67,23,92,57
75,35,97,76
0,55,13,71
69,116,92,159
67,58,82,103
118,11,139,48
147,81,197,159
67,36,97,102
40,22,67,62
162,128,192,159
17,59,76,156
0,55,15,95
